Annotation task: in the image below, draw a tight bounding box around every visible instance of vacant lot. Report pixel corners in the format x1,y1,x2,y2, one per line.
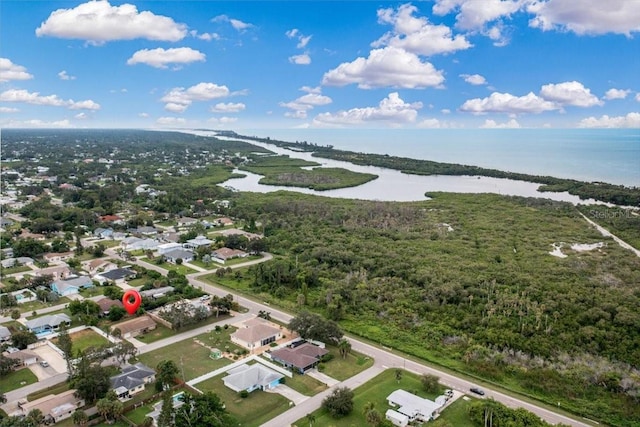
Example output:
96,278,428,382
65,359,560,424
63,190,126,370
196,376,290,427
52,328,109,354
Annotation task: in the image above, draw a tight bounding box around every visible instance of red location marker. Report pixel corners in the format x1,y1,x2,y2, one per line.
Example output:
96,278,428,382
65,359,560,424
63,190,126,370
122,289,142,315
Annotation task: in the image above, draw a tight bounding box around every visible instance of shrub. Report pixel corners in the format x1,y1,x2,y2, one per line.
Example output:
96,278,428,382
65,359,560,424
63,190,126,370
239,390,249,398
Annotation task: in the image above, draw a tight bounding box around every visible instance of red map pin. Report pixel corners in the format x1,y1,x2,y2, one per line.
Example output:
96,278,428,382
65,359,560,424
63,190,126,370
122,289,142,315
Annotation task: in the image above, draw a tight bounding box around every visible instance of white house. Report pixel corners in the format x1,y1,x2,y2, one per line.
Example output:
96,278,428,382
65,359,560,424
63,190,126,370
387,390,443,423
110,363,156,401
157,242,183,255
386,409,409,427
222,364,283,393
183,235,213,250
231,318,282,351
19,390,85,424
163,248,195,264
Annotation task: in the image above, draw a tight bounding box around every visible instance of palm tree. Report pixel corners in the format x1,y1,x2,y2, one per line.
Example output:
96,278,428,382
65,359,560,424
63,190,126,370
395,368,403,383
71,410,88,427
306,413,316,426
338,338,352,359
363,401,375,415
26,408,44,426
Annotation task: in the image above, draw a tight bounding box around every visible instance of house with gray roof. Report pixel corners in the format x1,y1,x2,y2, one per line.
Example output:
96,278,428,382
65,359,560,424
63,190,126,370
0,325,11,342
25,313,71,335
163,248,194,264
270,342,328,373
50,276,93,296
139,286,175,299
94,268,136,284
222,364,283,393
183,235,213,250
110,363,156,401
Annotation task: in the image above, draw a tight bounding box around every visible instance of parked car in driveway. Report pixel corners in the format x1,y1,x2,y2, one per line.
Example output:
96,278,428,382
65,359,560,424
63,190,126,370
39,360,49,367
470,387,485,396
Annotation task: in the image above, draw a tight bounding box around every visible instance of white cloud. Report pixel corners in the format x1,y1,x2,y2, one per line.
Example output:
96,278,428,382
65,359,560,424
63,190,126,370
481,118,521,128
3,119,72,128
0,58,33,82
322,46,444,89
441,108,451,114
281,87,332,119
312,92,422,127
460,73,487,85
539,81,601,107
604,88,631,100
418,118,444,128
0,89,100,110
460,91,558,114
285,29,299,38
69,100,101,110
433,0,523,30
35,0,187,43
211,102,245,113
58,70,76,80
289,53,311,65
212,15,253,31
164,103,189,113
207,116,238,124
528,0,640,36
138,112,149,118
74,112,88,119
160,82,231,112
374,4,472,56
127,47,205,69
297,35,312,49
0,107,19,113
156,116,186,125
190,30,220,41
578,112,640,128
636,93,640,102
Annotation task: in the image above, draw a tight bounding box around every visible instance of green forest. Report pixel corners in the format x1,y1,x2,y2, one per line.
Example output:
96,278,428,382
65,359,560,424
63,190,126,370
227,191,640,426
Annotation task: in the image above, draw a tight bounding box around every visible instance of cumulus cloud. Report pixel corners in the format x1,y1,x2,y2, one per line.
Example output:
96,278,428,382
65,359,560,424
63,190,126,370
312,92,422,127
374,4,472,55
127,47,205,69
207,116,238,124
322,46,444,89
289,53,311,65
190,30,220,41
539,81,601,107
0,107,19,113
0,89,100,110
528,0,640,36
58,70,76,80
460,91,558,114
0,58,33,82
211,102,245,113
156,116,186,125
281,87,332,119
3,119,72,128
212,15,253,31
460,73,487,85
578,112,640,128
35,0,187,43
481,118,521,128
160,82,231,112
74,112,88,119
417,118,445,128
604,88,631,100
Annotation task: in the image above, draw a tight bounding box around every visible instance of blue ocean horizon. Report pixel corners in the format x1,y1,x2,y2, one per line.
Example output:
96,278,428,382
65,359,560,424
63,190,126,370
244,128,640,187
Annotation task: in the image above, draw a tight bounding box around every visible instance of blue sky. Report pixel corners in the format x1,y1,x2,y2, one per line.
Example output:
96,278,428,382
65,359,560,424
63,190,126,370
1,0,639,130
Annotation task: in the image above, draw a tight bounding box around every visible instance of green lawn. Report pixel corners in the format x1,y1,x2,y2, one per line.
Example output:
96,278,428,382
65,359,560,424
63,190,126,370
27,382,70,401
196,376,291,427
437,397,475,426
138,329,241,381
15,297,71,314
52,328,109,353
134,324,176,343
0,368,38,394
286,372,327,396
79,286,106,298
0,265,32,276
321,346,374,381
293,368,447,427
125,403,155,425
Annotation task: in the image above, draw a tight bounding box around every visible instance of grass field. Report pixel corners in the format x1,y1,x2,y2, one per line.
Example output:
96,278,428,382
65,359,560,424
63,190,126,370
138,329,242,381
322,346,374,381
138,258,196,275
0,368,38,394
286,372,327,396
52,328,109,353
134,323,175,343
293,368,447,427
27,381,70,401
196,376,291,427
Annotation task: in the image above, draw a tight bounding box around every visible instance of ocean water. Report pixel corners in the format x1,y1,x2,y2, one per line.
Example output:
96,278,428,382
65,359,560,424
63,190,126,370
244,129,640,187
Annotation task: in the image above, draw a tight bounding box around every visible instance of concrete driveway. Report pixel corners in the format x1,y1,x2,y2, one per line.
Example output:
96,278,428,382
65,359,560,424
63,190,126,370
31,344,67,375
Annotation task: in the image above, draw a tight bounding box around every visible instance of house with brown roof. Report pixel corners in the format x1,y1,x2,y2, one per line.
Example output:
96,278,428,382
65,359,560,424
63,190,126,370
112,315,156,338
270,342,328,373
43,252,74,263
231,317,283,351
4,348,39,366
36,265,72,281
96,297,124,316
19,389,85,424
212,247,248,263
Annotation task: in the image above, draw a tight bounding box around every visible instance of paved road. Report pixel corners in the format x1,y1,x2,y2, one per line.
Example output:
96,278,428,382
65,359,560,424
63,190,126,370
185,274,593,427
